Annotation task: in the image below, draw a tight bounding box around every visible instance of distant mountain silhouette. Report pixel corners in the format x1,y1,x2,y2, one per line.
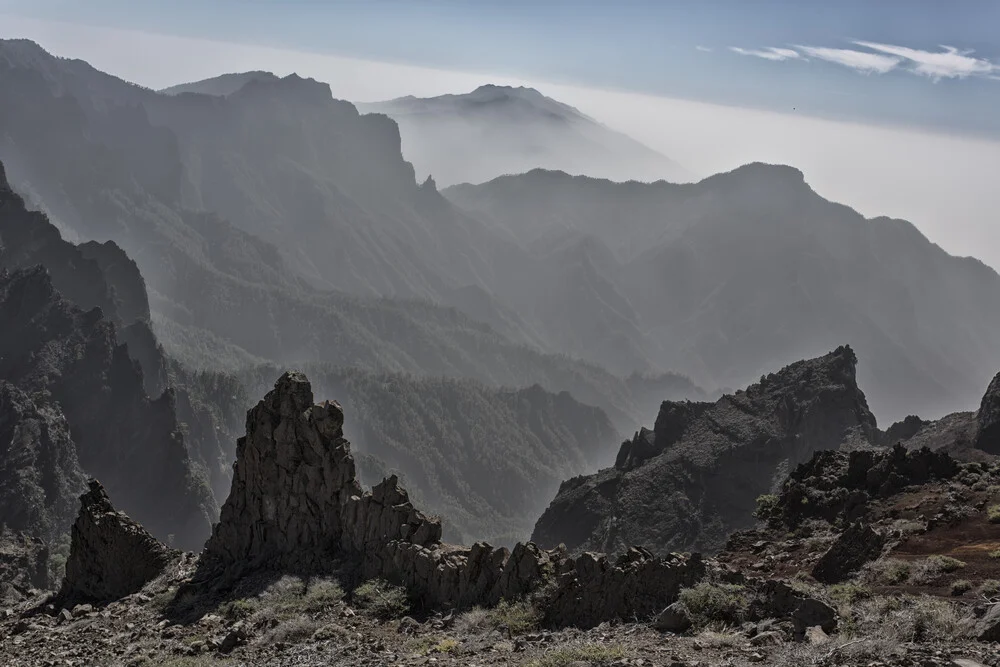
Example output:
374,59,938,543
358,84,690,186
159,71,279,97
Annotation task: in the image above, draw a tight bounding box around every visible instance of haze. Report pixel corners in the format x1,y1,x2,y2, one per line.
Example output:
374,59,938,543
2,13,998,270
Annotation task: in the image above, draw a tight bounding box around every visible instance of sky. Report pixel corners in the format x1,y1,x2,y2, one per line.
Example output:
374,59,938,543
0,1,998,268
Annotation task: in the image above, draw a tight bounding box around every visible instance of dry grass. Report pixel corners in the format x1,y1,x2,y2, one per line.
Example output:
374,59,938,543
262,616,323,644
695,629,746,648
455,599,542,636
525,643,629,667
840,594,963,644
352,579,410,620
678,582,751,627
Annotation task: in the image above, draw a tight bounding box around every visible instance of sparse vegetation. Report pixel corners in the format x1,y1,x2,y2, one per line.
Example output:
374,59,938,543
218,598,257,621
456,599,542,636
989,549,1000,560
861,558,911,585
950,579,972,596
753,494,779,521
525,643,628,667
840,595,963,643
980,579,1000,597
678,582,750,627
987,504,1000,523
829,582,873,604
352,579,410,620
262,616,323,644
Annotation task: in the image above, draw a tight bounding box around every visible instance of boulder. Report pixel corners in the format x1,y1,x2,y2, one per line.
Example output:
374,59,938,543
61,480,174,601
654,601,693,633
811,522,887,583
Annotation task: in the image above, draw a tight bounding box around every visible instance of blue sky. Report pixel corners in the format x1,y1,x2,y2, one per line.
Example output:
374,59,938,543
1,0,999,138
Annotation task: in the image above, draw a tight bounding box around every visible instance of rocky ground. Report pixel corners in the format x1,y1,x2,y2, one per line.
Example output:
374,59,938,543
1,558,997,667
4,371,1000,667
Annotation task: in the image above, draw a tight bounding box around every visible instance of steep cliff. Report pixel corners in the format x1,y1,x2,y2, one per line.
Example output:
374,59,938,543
531,346,879,555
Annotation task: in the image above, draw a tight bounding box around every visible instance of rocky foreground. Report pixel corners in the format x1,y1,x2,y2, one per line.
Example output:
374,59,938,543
1,369,1000,666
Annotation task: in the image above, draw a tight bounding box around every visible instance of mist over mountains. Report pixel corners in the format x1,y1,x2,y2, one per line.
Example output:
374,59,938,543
358,84,690,186
1,36,999,558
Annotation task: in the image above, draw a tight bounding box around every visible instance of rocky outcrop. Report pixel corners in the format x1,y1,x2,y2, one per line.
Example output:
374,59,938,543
0,382,86,542
0,530,49,604
202,371,363,578
0,267,215,549
61,480,175,602
0,160,217,549
811,522,887,583
768,444,960,529
976,372,1000,455
203,371,705,628
532,346,879,555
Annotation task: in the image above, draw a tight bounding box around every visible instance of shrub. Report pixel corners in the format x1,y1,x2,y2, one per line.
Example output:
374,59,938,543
353,579,410,620
990,549,1000,560
842,595,962,643
251,576,344,621
910,556,965,585
830,583,873,604
861,558,911,585
312,623,351,642
950,580,973,596
525,643,628,667
219,598,257,621
980,580,1000,597
754,494,780,521
988,505,1000,524
678,582,750,627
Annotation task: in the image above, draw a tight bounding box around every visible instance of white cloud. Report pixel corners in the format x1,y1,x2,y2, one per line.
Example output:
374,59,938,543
695,45,713,53
729,46,800,62
854,41,997,80
795,45,900,74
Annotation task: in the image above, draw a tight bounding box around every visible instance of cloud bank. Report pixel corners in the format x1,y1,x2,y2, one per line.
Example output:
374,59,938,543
1,14,999,272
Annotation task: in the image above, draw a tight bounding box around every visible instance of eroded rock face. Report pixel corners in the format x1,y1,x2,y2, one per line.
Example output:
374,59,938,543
533,346,878,555
976,372,1000,455
61,480,175,602
202,371,363,580
204,371,706,628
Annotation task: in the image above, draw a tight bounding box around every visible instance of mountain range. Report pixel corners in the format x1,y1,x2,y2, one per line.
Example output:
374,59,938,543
2,37,1000,558
357,84,690,186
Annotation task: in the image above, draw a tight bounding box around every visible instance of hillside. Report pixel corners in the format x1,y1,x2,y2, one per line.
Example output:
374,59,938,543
446,165,1000,422
0,39,707,431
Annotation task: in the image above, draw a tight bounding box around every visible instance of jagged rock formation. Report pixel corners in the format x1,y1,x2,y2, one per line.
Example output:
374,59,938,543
0,267,214,549
61,480,175,602
204,372,705,628
532,346,878,555
0,382,86,542
0,159,219,550
240,364,623,545
202,372,363,578
767,444,960,529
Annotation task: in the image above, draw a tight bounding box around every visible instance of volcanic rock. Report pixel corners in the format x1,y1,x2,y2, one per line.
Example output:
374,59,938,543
976,372,1000,454
811,522,887,583
61,480,175,602
532,346,878,555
